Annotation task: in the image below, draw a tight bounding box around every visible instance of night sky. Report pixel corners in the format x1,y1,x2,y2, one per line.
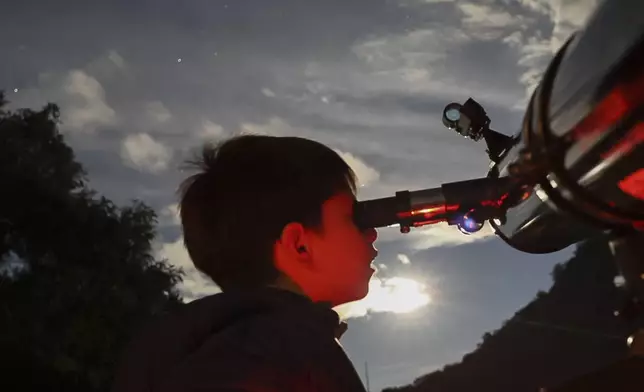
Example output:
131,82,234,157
1,0,599,390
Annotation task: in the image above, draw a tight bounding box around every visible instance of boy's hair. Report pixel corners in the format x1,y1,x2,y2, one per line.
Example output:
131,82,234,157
178,134,358,291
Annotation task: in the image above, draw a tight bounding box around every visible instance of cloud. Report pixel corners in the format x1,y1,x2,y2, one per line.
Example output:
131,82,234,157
457,2,526,40
239,117,295,136
60,70,117,133
159,203,181,226
335,276,431,319
397,253,412,264
551,0,600,50
120,133,173,173
516,0,552,14
145,101,172,124
384,0,598,108
334,149,381,188
345,24,524,110
7,51,124,134
261,88,276,97
351,27,469,90
505,32,553,103
198,119,227,140
84,49,130,80
157,236,221,303
516,0,600,48
107,50,126,69
499,0,599,102
395,0,455,7
377,221,496,249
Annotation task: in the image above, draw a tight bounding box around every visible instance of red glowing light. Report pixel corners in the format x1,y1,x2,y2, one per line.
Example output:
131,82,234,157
601,122,644,159
410,206,445,215
619,168,644,201
572,72,644,142
480,192,509,208
398,204,459,224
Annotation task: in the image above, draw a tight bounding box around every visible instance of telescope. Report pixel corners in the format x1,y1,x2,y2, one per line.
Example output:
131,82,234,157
354,0,644,328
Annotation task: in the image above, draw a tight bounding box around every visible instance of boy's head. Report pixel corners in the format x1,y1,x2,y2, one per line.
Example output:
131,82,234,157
178,134,378,307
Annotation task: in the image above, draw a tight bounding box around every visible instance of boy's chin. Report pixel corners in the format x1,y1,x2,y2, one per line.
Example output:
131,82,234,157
341,282,371,305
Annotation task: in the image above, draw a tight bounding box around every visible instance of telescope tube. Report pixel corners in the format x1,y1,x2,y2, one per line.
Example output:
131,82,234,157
491,0,644,253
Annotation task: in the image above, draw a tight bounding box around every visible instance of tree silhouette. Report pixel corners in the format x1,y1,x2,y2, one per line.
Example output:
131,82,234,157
0,91,184,391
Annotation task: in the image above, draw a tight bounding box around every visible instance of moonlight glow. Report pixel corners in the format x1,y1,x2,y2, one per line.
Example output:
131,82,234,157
335,277,432,319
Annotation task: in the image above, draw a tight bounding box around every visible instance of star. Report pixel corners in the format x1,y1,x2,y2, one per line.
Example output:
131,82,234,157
13,88,19,93
177,58,182,63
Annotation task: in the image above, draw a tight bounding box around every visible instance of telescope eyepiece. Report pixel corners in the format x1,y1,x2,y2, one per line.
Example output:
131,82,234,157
442,103,463,130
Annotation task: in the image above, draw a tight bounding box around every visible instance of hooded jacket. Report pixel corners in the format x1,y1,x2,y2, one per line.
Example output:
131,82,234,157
111,287,367,392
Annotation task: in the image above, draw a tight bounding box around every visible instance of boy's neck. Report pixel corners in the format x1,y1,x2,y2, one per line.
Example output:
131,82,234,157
266,275,333,308
267,274,306,296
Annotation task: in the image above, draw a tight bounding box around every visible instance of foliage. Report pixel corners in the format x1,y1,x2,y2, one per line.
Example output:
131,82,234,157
0,91,184,391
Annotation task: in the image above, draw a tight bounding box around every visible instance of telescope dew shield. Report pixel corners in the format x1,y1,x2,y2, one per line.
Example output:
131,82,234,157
489,0,644,254
539,0,644,227
353,195,408,230
353,188,448,232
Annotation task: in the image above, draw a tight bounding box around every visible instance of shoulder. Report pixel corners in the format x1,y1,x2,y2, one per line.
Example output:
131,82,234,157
116,291,356,391
155,313,321,392
216,308,337,369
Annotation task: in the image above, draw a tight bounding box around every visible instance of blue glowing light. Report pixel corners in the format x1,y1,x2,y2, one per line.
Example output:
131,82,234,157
464,217,476,229
459,216,482,234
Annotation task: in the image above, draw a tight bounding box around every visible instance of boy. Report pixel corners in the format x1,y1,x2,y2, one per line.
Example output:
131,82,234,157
112,134,379,392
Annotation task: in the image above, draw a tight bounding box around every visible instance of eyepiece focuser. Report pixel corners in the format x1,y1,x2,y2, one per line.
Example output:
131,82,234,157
354,177,515,234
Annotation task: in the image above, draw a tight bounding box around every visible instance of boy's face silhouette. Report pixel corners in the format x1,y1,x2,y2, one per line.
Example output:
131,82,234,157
274,191,379,307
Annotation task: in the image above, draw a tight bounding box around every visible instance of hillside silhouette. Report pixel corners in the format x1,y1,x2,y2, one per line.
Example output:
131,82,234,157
383,236,643,391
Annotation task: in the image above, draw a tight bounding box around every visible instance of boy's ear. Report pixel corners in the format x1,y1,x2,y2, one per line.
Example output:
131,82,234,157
278,222,309,257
